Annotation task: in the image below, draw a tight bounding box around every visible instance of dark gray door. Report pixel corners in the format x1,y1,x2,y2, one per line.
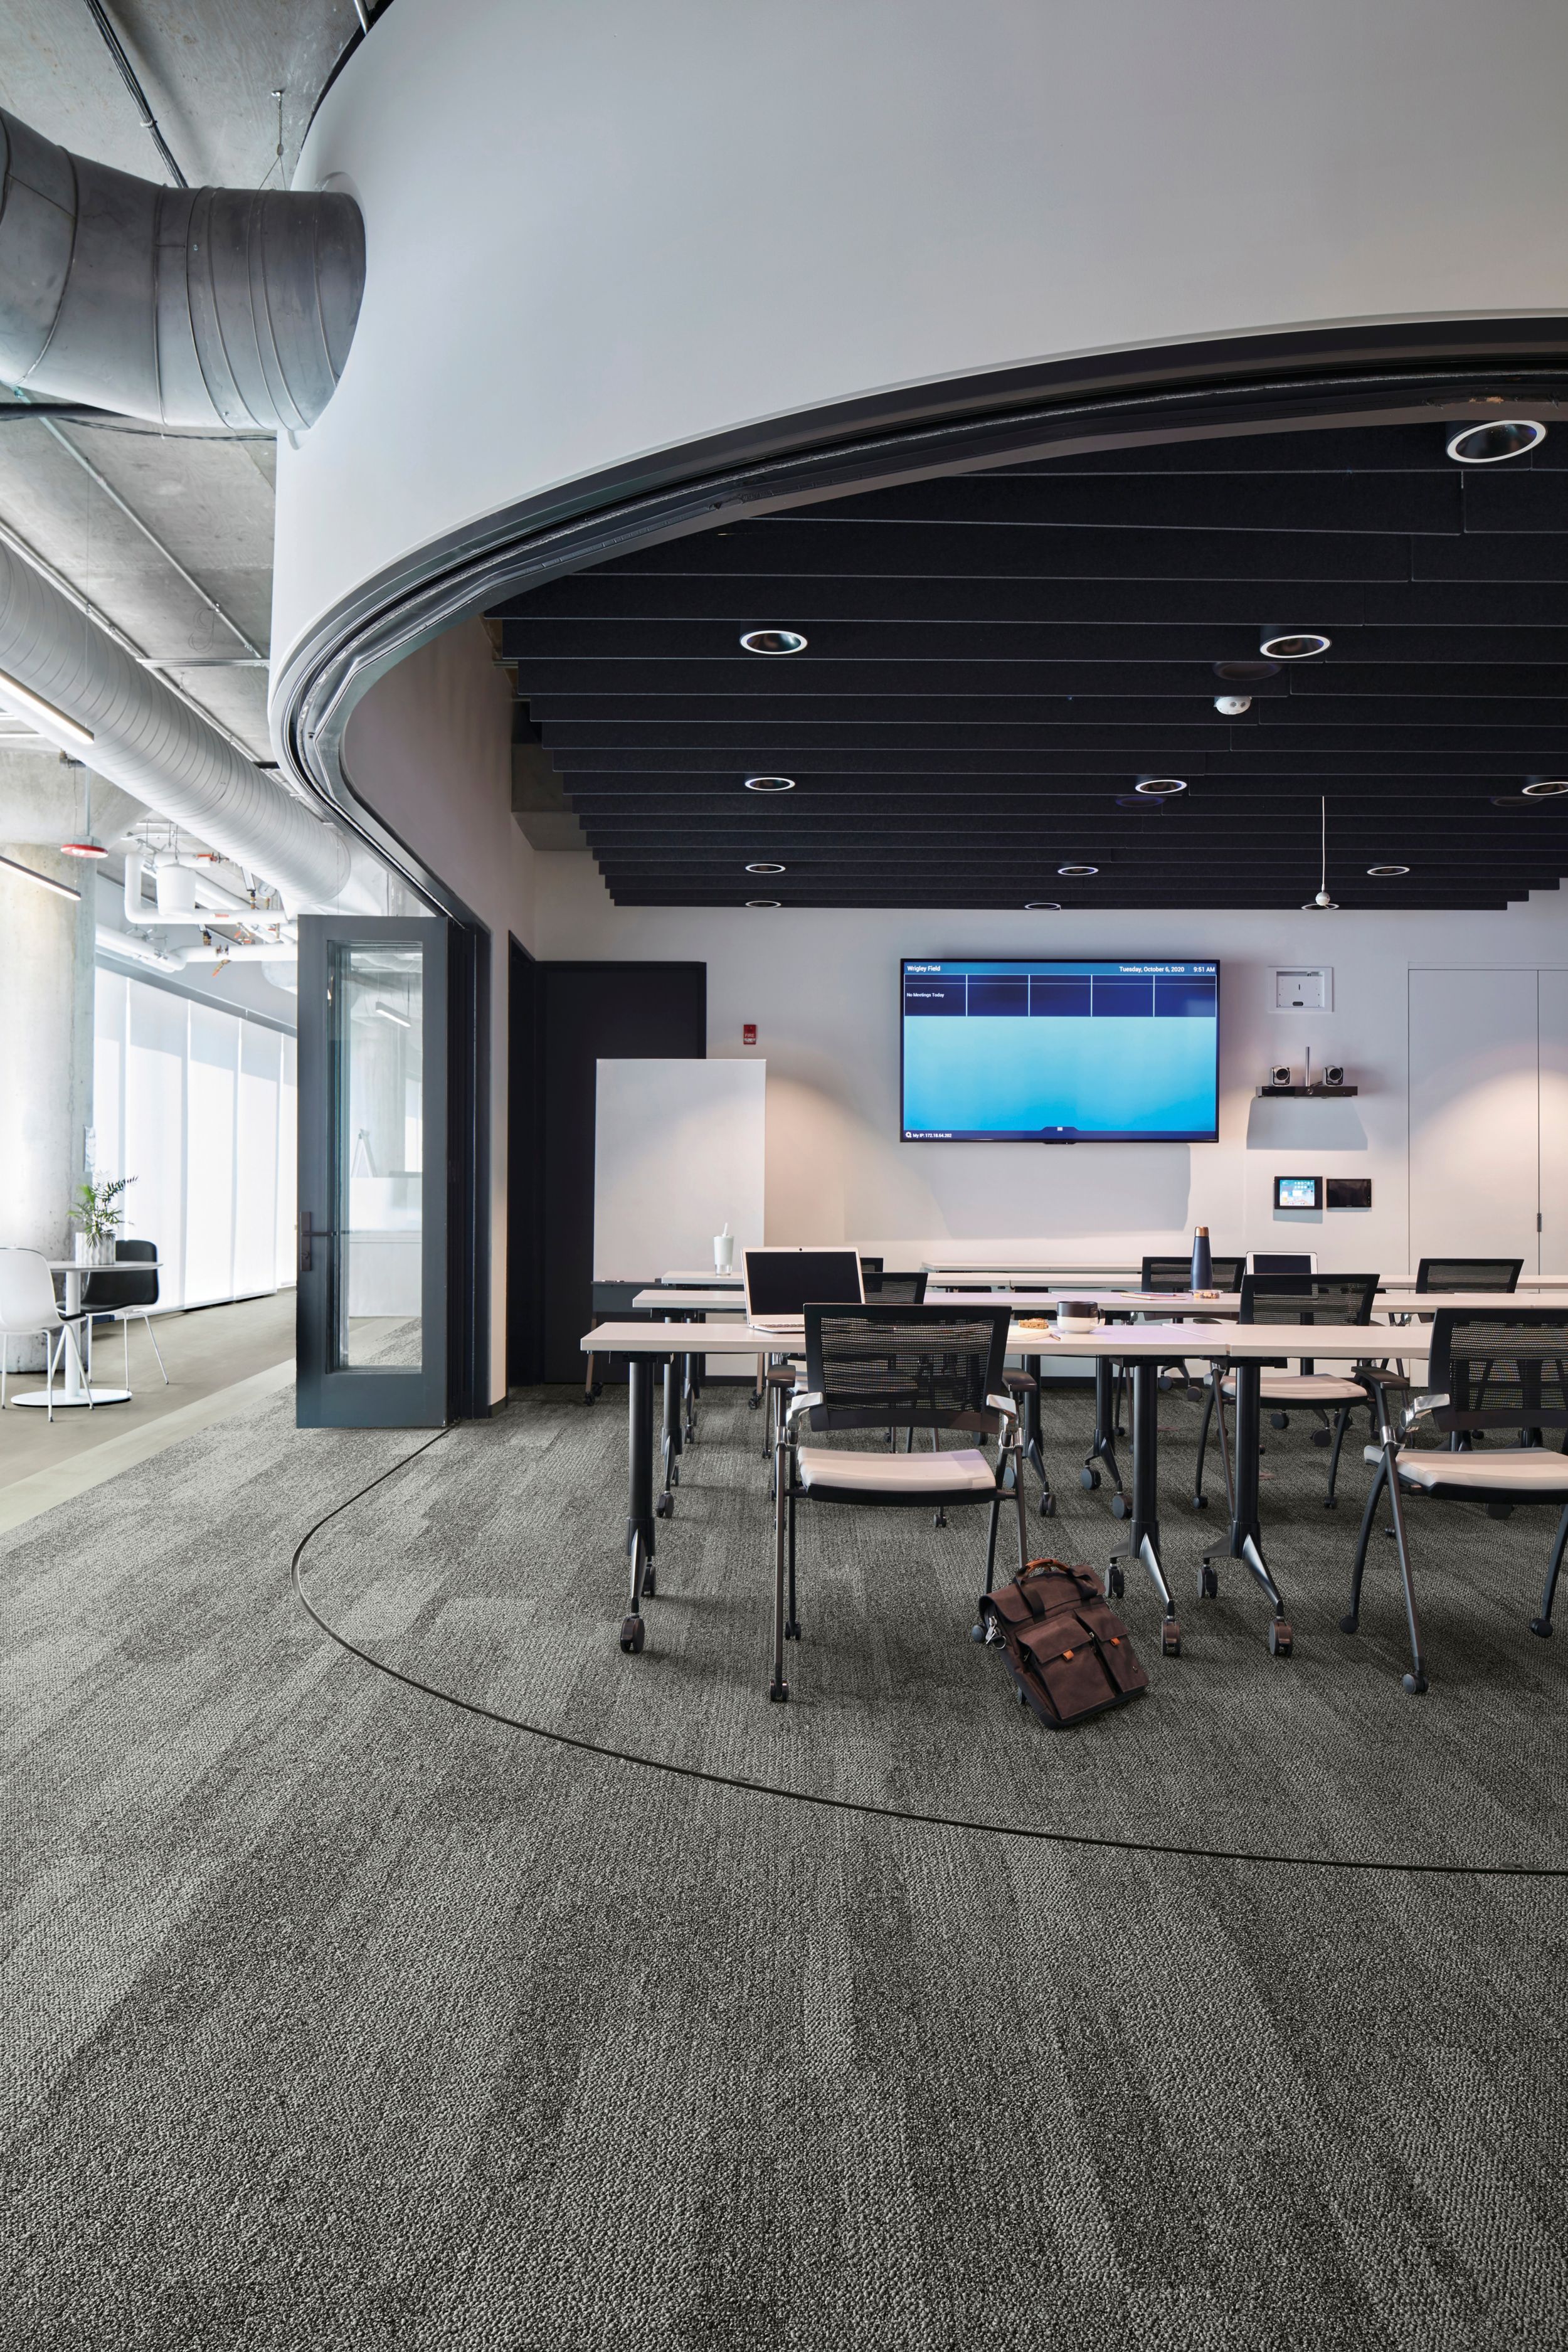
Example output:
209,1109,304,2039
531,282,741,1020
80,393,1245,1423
296,915,451,1426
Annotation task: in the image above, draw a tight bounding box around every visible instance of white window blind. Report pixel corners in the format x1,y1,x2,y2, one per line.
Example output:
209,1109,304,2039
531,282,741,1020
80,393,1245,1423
93,970,297,1310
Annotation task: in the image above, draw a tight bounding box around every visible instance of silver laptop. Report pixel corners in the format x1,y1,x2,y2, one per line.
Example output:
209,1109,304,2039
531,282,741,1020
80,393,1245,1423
743,1248,865,1338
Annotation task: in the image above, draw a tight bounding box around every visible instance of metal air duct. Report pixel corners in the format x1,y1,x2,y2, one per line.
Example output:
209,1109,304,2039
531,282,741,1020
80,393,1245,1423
0,107,364,431
0,538,353,905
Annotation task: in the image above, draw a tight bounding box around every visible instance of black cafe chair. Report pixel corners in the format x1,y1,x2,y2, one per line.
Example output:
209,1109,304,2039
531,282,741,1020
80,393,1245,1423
82,1238,167,1392
1194,1273,1380,1513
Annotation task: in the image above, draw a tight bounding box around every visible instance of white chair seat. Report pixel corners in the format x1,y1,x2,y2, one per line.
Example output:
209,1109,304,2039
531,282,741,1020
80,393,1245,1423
1221,1372,1366,1404
1364,1444,1568,1495
796,1444,995,1495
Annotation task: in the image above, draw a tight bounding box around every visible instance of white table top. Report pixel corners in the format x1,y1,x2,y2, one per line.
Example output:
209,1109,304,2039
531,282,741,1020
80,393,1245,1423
583,1318,1430,1364
50,1258,161,1271
635,1283,1537,1320
657,1269,744,1286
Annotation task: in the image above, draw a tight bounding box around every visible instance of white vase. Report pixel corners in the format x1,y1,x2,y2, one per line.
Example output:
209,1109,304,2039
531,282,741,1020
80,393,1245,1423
90,1234,116,1267
73,1232,90,1265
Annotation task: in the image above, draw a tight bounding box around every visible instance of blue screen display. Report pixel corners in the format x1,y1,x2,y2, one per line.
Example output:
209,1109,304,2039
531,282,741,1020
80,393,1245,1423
901,959,1219,1142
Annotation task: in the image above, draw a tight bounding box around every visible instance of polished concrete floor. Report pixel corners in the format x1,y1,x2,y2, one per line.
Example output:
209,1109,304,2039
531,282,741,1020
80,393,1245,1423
0,1289,295,1493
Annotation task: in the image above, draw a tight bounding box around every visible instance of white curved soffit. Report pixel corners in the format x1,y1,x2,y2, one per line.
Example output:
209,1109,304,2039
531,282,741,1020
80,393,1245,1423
272,0,1568,740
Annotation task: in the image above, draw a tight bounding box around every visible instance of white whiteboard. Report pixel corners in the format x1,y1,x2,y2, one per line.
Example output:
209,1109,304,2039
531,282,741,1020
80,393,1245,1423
593,1059,766,1279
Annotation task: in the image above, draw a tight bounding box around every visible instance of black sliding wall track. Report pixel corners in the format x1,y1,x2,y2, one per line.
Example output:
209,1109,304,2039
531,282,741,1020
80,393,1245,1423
272,317,1568,916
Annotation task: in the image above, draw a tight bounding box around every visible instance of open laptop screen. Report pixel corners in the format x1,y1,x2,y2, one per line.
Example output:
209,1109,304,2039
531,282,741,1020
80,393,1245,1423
743,1249,865,1319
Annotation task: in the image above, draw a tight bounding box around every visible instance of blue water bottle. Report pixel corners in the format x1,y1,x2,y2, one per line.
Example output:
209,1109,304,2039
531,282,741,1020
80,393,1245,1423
1190,1224,1212,1292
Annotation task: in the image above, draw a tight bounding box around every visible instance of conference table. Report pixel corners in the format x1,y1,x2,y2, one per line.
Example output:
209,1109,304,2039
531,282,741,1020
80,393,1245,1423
581,1313,1429,1669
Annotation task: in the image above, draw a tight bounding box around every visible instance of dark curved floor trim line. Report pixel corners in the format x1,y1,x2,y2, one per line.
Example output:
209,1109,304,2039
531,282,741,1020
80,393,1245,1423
290,1428,1568,1883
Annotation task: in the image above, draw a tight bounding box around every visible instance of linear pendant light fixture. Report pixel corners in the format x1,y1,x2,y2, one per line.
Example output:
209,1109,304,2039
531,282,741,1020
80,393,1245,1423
0,666,94,749
0,849,82,901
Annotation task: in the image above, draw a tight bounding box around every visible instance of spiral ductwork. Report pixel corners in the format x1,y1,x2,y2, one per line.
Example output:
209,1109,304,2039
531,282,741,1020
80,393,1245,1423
0,532,352,904
0,106,364,431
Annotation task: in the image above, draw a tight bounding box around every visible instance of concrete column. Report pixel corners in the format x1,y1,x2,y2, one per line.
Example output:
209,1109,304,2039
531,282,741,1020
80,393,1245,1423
1,768,99,1370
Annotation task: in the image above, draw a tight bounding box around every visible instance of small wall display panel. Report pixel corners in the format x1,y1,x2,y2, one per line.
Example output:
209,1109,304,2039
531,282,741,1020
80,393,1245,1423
1274,1175,1323,1210
901,960,1219,1143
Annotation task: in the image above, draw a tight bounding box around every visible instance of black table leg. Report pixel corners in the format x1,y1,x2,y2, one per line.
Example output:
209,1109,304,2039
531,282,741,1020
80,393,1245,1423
1108,1358,1179,1654
1083,1353,1126,1505
1019,1355,1056,1518
620,1355,659,1653
659,1351,680,1516
1203,1358,1293,1653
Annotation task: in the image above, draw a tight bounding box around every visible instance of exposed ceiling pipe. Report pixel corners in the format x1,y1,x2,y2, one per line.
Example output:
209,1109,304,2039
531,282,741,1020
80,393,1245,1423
97,923,179,973
0,544,359,906
172,941,298,965
0,105,364,431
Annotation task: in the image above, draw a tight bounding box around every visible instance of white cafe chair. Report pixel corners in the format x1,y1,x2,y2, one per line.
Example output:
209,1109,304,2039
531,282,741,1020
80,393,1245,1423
0,1248,92,1421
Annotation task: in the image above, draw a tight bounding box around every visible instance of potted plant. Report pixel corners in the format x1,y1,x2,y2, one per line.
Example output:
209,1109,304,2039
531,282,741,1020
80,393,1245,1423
73,1174,134,1266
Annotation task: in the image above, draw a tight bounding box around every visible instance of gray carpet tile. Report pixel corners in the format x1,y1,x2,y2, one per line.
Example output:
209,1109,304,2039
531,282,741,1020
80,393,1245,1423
3,1378,1567,2350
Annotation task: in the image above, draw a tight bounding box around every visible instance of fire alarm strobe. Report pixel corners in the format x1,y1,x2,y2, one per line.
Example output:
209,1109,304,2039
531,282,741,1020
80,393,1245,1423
743,1024,757,1046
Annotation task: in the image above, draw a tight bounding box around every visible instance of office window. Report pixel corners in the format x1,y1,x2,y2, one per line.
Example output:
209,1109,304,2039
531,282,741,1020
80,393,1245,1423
93,970,297,1310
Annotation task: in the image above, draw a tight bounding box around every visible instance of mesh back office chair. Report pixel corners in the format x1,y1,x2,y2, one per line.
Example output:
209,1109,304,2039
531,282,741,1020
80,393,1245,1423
1141,1254,1246,1293
1415,1258,1523,1293
1194,1273,1380,1512
82,1239,166,1392
1348,1309,1568,1691
861,1263,930,1304
0,1248,91,1419
769,1305,1025,1701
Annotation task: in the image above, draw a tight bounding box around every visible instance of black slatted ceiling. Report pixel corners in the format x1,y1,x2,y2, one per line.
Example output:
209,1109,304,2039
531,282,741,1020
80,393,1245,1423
489,421,1568,908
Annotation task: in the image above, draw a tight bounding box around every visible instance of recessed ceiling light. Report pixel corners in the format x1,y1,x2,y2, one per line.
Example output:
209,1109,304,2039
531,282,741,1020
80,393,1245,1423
1214,695,1252,716
1213,659,1280,683
744,861,785,874
1446,419,1545,465
1057,863,1098,877
1134,776,1187,797
59,840,108,858
744,898,781,908
739,629,807,656
1522,778,1568,798
743,775,796,792
1366,863,1410,877
1260,631,1330,661
1024,901,1062,910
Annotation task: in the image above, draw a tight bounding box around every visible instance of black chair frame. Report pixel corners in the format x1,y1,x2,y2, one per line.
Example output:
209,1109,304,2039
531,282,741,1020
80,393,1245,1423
1194,1272,1380,1515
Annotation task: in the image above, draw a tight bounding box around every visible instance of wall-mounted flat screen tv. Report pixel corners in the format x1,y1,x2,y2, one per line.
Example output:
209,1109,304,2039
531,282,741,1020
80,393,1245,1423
901,960,1220,1142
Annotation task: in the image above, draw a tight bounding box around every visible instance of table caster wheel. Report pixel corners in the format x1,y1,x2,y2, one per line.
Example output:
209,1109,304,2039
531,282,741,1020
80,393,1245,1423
1310,1428,1332,1448
655,1491,674,1519
1269,1412,1290,1431
1161,1619,1182,1658
1530,1615,1555,1638
1322,1496,1338,1511
1402,1670,1428,1696
970,1619,987,1643
784,1618,801,1642
748,1392,761,1411
1111,1493,1130,1521
1338,1610,1359,1634
768,1675,789,1703
620,1616,645,1655
933,1510,948,1530
1106,1563,1125,1599
1268,1619,1293,1658
1081,1466,1101,1491
1191,1492,1209,1511
1039,1492,1057,1519
1199,1562,1219,1601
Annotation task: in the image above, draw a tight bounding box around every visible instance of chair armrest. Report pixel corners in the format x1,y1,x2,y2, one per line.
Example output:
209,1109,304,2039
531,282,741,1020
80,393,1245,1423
785,1390,824,1426
986,1392,1020,1422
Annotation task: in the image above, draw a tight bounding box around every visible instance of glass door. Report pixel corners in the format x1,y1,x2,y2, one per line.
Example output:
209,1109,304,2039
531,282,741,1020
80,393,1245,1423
296,916,451,1426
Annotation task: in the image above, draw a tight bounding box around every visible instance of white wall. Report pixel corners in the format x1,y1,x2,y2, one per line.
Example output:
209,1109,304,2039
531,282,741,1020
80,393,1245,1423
342,619,537,1405
532,854,1568,1274
275,0,1568,674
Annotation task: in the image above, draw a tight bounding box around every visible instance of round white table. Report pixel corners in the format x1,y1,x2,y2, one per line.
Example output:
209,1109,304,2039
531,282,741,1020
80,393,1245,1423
9,1258,161,1409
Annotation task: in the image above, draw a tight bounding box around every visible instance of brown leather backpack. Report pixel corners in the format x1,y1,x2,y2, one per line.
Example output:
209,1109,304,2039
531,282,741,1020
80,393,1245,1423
980,1557,1148,1729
